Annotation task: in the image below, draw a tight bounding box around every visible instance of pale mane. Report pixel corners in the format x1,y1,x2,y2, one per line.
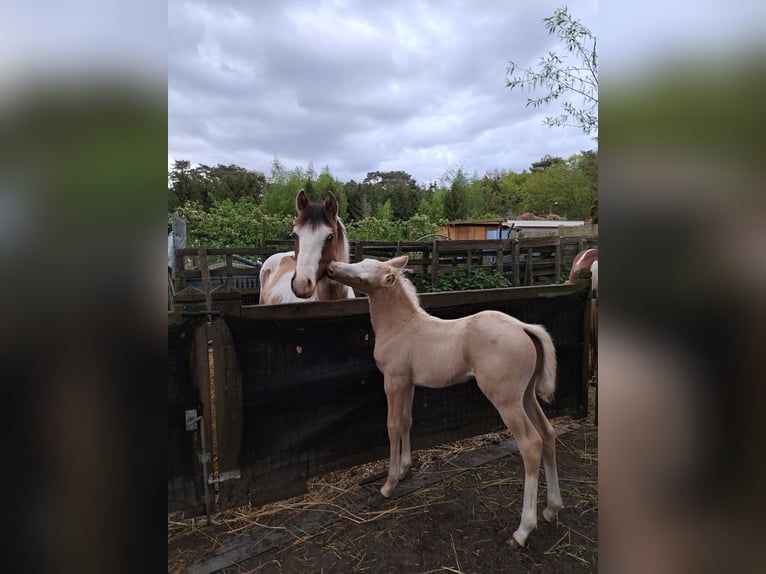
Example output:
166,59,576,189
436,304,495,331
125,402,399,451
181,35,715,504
396,267,423,311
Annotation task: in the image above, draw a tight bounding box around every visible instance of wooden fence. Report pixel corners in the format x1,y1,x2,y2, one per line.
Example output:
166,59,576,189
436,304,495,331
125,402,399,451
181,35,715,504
172,235,597,306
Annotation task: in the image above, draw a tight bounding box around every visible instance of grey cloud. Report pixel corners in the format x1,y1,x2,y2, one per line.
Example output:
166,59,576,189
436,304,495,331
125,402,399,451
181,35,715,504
169,0,598,183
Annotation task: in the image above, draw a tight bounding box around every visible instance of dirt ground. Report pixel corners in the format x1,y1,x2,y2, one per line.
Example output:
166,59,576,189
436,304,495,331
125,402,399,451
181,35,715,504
169,386,597,573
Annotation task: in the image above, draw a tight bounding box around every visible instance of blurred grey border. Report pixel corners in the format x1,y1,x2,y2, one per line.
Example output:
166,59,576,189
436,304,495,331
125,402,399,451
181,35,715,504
0,2,166,573
600,1,766,572
1,1,765,573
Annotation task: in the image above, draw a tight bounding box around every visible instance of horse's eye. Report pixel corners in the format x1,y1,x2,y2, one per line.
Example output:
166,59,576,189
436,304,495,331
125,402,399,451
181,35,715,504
289,231,297,240
326,233,335,241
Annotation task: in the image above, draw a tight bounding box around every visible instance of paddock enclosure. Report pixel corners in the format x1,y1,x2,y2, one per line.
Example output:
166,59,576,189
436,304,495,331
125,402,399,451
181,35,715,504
171,233,599,307
168,244,596,518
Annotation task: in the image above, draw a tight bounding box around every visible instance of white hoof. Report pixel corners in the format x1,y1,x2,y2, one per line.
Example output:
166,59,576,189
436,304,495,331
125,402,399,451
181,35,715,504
543,507,560,523
508,531,526,548
380,482,395,498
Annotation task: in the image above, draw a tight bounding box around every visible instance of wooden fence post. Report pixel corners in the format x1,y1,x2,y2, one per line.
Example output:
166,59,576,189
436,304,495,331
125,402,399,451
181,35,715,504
431,239,439,287
512,239,520,287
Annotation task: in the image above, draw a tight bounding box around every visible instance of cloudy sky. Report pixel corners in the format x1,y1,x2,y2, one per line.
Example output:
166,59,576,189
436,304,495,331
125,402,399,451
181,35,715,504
168,0,598,185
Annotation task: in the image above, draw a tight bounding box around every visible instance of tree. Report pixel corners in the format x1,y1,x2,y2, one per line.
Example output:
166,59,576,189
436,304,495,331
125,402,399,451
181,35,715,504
359,170,421,220
530,154,565,173
506,6,598,135
516,155,594,219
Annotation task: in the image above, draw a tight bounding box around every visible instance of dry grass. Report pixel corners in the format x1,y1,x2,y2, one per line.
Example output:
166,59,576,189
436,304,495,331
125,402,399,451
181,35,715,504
169,389,598,574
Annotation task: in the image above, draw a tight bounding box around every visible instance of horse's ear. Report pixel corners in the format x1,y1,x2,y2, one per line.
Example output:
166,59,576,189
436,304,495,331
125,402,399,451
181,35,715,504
296,189,310,213
389,255,409,268
323,191,338,218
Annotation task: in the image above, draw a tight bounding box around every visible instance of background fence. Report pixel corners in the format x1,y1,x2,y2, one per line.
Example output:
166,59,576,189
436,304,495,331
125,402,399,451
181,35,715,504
168,270,594,517
172,235,598,306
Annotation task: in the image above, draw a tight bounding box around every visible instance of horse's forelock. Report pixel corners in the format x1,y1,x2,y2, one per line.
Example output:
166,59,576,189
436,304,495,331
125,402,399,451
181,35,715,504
296,203,334,230
294,201,350,264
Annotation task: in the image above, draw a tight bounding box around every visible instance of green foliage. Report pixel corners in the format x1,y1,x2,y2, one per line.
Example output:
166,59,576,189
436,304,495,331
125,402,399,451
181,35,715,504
345,171,422,222
175,197,293,247
410,268,511,293
168,160,266,212
506,6,598,135
261,157,306,216
346,216,402,241
374,199,393,221
405,213,442,240
513,152,596,219
168,145,599,248
346,214,441,242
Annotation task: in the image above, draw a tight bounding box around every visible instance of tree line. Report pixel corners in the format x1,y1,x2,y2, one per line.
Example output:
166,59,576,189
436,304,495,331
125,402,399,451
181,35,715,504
169,151,597,246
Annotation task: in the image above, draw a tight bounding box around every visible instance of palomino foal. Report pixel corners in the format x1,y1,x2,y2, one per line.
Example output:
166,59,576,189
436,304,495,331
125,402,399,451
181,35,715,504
327,256,563,548
259,190,354,304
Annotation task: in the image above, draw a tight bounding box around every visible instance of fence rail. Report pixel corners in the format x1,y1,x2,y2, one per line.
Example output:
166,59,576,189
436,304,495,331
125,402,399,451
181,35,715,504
171,236,597,306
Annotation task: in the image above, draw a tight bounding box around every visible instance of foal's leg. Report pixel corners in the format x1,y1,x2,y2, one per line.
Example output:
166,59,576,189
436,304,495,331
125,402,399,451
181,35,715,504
523,389,563,523
498,403,543,548
381,375,408,498
398,384,415,479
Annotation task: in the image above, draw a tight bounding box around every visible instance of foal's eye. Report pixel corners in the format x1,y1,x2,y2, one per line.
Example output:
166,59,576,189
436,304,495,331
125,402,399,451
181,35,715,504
326,233,335,241
289,231,297,240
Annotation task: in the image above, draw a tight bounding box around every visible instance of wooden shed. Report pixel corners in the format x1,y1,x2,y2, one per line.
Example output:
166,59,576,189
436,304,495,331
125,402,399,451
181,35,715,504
439,219,509,240
439,218,588,239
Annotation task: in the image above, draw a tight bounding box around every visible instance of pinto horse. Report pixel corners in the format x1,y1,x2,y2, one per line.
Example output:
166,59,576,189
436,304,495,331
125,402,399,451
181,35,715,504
327,256,563,548
565,248,598,380
259,190,355,305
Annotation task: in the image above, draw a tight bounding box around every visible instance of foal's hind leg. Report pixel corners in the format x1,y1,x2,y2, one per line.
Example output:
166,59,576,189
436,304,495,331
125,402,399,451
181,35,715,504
524,390,563,523
498,403,543,548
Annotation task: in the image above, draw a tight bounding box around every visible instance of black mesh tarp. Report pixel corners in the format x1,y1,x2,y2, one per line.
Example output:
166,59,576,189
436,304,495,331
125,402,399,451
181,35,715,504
222,287,587,507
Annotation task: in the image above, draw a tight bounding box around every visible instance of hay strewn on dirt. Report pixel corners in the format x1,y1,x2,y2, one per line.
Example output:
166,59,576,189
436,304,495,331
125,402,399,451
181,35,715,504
169,387,598,574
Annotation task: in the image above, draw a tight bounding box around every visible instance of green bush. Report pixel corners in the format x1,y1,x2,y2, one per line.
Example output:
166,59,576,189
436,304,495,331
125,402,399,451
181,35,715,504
409,268,511,293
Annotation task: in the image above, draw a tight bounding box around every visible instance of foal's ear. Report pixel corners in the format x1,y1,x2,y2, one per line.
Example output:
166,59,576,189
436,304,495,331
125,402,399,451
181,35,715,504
389,255,409,268
296,189,310,213
324,191,338,218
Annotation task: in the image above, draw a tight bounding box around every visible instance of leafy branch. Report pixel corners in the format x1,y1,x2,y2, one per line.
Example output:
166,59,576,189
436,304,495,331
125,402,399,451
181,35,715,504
506,7,598,135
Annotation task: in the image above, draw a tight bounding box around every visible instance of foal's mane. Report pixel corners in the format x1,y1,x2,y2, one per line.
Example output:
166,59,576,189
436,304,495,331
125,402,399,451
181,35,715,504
393,265,422,310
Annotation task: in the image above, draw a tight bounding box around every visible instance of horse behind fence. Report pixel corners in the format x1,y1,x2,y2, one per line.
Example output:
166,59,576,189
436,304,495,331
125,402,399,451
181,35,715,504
259,190,355,304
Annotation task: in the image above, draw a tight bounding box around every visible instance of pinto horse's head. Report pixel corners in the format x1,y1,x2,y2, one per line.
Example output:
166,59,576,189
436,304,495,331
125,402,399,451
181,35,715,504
290,189,347,298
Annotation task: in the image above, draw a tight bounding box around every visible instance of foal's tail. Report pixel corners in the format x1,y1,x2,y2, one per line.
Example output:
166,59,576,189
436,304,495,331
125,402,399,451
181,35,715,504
523,324,557,403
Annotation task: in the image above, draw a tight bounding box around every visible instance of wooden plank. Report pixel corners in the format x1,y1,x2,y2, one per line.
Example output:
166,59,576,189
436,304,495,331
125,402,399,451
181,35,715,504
188,320,213,513
213,317,242,472
177,247,274,257
177,267,262,279
197,248,213,313
238,281,587,321
431,239,439,287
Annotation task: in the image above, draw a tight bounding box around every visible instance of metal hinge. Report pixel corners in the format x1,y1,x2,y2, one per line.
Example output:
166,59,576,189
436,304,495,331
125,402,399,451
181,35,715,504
208,470,241,485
